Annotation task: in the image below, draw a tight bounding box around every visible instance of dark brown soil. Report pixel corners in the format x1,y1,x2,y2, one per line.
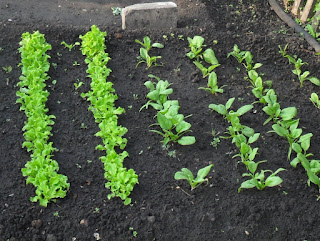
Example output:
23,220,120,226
1,0,320,240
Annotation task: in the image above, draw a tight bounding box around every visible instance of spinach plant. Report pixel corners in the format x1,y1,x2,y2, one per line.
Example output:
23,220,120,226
80,25,138,205
199,72,226,94
135,36,164,68
187,36,224,94
141,75,196,145
279,44,320,87
174,164,214,190
227,44,262,72
17,31,69,207
310,92,320,109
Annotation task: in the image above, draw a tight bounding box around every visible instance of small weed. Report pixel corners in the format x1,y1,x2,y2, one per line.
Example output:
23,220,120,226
133,93,138,100
111,7,122,16
129,227,137,237
73,61,80,66
2,66,12,73
93,207,100,213
53,211,59,217
74,79,84,90
81,123,87,129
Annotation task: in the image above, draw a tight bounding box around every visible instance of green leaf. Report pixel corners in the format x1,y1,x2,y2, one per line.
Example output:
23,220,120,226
140,48,148,60
290,157,300,167
248,161,258,174
175,168,194,181
152,43,164,48
248,133,260,144
203,48,219,65
176,121,191,134
236,105,253,116
272,124,288,137
177,136,196,145
238,179,256,192
299,133,313,152
209,104,227,116
253,63,263,69
309,77,320,86
292,143,302,154
196,164,214,179
157,112,172,130
265,176,283,187
226,98,235,110
280,107,297,121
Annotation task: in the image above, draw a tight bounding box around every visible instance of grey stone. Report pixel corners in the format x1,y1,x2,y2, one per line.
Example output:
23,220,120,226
122,2,177,30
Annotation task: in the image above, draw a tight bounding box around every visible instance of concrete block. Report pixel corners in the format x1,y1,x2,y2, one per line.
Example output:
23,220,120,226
122,2,177,30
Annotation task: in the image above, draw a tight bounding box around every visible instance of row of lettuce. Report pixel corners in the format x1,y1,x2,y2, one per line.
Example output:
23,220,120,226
16,26,320,207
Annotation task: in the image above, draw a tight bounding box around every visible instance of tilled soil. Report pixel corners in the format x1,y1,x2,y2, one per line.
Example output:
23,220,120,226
1,0,320,240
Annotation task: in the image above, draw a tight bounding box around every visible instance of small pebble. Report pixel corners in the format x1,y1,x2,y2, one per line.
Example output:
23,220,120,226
147,216,155,223
31,219,42,229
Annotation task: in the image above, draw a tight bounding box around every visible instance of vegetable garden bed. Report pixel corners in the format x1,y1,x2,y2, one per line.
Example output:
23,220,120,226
1,0,320,240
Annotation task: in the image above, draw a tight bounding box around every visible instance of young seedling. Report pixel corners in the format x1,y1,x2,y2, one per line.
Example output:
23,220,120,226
141,75,196,145
111,7,122,15
199,72,226,94
239,164,285,192
2,65,12,73
279,44,320,87
135,36,164,68
310,93,320,109
186,36,206,61
175,164,214,190
227,44,262,72
61,41,80,51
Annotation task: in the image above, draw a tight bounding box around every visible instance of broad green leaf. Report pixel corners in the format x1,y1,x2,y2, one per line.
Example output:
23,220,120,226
208,72,217,87
236,105,253,116
290,157,300,167
140,48,148,60
178,136,196,145
248,133,260,144
309,77,320,86
272,124,288,137
226,97,235,110
176,121,191,134
242,126,255,137
157,112,173,130
292,143,302,154
175,168,194,181
203,49,219,65
249,147,259,161
190,36,204,48
209,104,227,116
238,179,256,192
152,43,164,48
248,161,258,174
253,63,263,69
196,164,214,179
280,107,297,121
265,176,283,187
299,133,313,152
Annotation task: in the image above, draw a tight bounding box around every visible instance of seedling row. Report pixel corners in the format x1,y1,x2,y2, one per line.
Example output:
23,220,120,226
16,25,320,207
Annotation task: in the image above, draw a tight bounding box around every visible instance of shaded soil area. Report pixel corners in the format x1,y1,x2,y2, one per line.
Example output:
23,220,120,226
1,0,320,240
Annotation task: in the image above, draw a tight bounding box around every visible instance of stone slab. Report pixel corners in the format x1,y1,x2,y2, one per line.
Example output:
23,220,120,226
122,2,177,30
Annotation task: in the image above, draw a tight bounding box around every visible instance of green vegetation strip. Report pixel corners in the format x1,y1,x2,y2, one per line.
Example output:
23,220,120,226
16,31,69,207
210,98,285,192
228,44,320,190
80,25,138,205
